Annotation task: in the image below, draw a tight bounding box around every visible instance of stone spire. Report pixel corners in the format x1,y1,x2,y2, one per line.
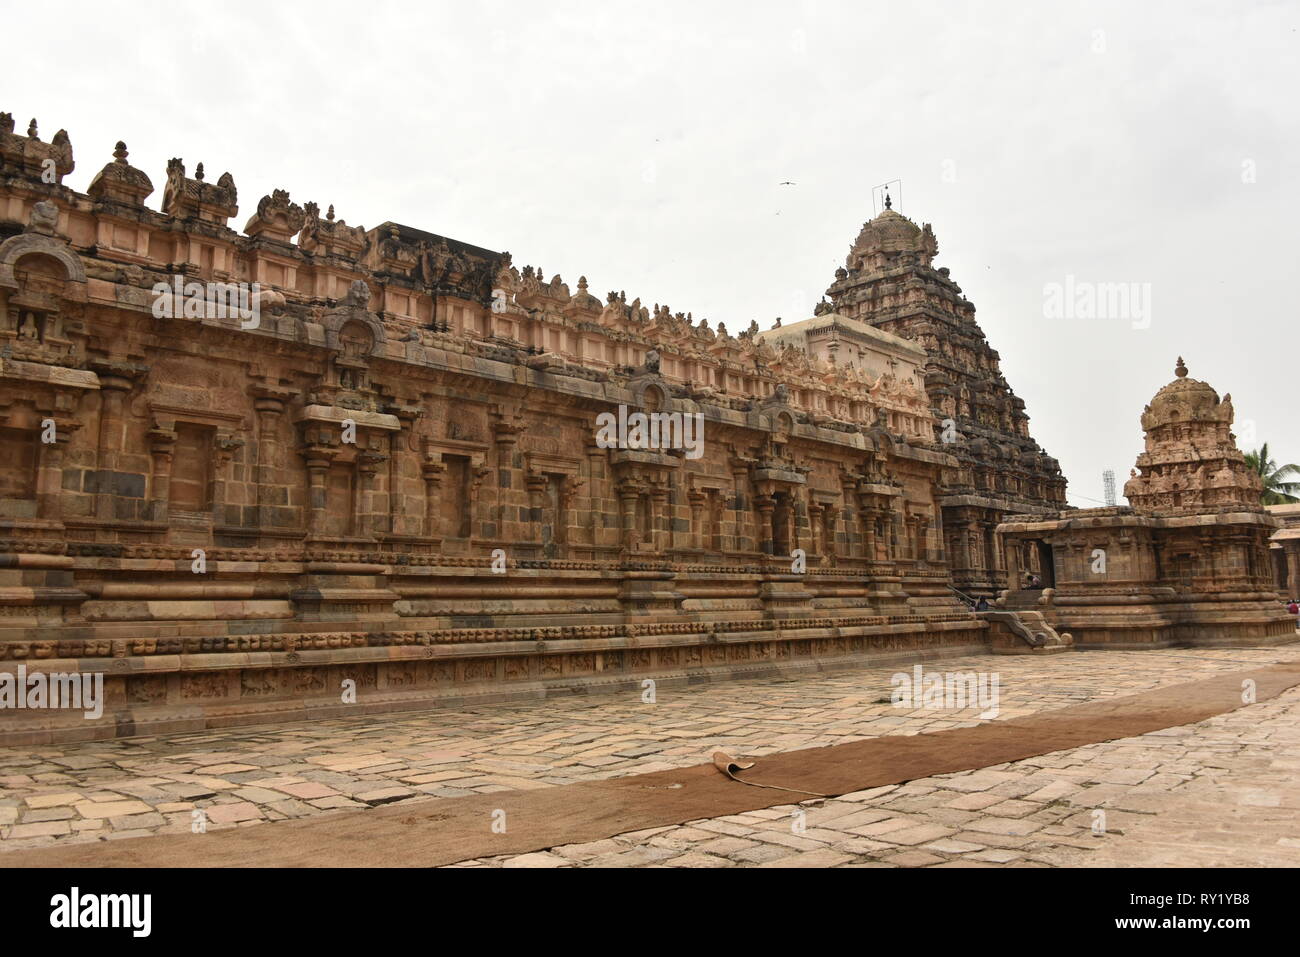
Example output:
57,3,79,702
1124,359,1264,515
824,205,1066,512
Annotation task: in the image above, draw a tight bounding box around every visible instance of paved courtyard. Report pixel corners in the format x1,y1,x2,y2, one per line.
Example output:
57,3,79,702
2,645,1298,867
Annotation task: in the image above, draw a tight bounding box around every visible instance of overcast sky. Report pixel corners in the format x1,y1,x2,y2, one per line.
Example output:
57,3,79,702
7,0,1297,507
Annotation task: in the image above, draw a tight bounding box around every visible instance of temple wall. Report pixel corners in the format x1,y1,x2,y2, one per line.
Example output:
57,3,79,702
0,130,989,743
997,509,1295,649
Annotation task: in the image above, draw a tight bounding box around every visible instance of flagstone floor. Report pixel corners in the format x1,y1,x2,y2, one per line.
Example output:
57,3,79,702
2,645,1298,866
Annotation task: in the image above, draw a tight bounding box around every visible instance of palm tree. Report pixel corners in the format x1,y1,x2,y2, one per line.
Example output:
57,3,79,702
1245,443,1300,505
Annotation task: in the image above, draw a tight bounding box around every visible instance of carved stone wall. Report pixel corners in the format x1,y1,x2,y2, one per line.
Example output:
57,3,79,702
0,115,987,743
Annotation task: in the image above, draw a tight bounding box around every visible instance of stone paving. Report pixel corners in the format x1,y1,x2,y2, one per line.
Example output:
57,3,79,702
2,646,1298,866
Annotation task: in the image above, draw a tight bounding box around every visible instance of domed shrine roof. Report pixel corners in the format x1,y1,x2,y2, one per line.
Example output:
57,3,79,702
1123,358,1264,516
846,199,938,269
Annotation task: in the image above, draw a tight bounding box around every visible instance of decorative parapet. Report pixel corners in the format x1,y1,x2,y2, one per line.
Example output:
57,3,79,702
86,142,153,206
0,113,985,436
244,189,306,242
298,203,367,258
0,114,73,183
162,158,238,224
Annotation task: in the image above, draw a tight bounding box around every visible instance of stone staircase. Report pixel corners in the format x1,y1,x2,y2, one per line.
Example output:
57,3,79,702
982,608,1074,655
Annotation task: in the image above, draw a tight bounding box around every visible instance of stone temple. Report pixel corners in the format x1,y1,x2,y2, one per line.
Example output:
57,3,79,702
760,198,1068,599
0,113,1290,744
998,359,1293,648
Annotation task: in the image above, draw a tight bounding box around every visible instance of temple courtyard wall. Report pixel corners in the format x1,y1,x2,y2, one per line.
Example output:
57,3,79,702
0,117,1293,746
0,127,992,744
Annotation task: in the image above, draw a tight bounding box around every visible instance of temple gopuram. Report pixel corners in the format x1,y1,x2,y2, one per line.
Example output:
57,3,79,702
0,114,994,743
765,199,1068,599
997,359,1293,647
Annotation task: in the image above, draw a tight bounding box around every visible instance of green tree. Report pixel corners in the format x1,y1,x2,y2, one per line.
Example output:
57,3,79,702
1245,443,1300,505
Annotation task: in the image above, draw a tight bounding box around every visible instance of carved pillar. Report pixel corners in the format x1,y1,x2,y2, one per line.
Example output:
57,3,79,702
357,449,387,537
843,483,862,557
469,465,491,541
988,522,1004,574
557,476,581,550
145,425,177,523
211,434,244,524
650,485,669,553
618,485,640,550
710,491,725,552
790,489,806,554
526,471,548,543
754,494,775,555
252,391,288,531
1287,545,1300,596
932,505,946,562
808,502,824,557
944,517,961,572
1005,535,1021,588
421,449,446,538
492,416,525,531
859,505,875,561
586,442,605,546
730,459,752,551
688,488,707,550
388,406,420,537
34,420,73,521
301,445,337,538
92,368,138,520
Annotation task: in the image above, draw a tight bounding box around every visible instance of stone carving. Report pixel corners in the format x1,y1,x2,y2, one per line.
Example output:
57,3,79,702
0,113,74,181
245,188,306,240
87,141,154,205
26,200,59,235
343,279,371,310
299,202,368,256
162,157,238,223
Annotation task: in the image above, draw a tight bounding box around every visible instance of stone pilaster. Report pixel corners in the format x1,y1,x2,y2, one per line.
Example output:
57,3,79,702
145,424,176,523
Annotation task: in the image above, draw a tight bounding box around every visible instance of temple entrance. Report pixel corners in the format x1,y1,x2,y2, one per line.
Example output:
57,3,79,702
1035,540,1056,588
